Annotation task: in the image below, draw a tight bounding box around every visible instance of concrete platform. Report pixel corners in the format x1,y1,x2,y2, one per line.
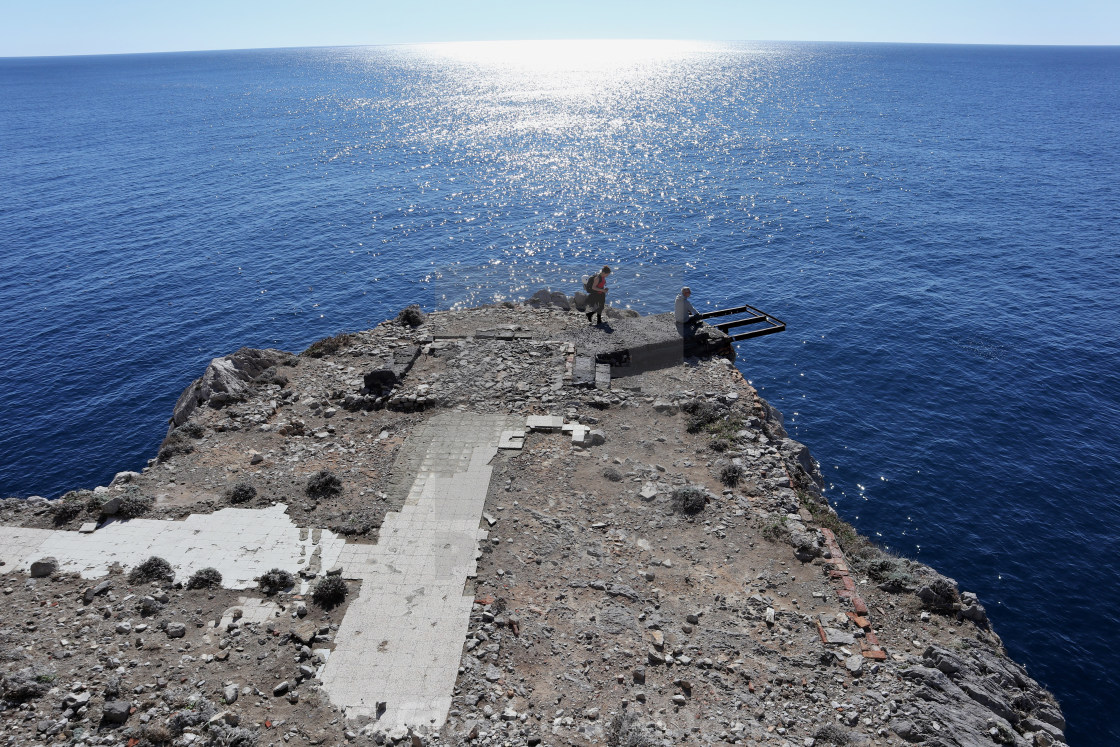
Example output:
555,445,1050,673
560,312,730,379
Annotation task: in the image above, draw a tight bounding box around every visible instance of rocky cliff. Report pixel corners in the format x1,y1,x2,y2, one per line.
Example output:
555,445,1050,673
0,302,1066,747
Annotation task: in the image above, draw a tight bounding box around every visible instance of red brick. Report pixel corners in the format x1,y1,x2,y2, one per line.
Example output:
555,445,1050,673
846,612,870,629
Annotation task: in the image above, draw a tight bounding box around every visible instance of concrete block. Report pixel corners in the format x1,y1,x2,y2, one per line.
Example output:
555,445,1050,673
526,415,563,431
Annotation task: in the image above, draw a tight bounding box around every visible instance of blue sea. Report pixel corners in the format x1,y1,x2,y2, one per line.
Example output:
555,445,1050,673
1,41,1117,744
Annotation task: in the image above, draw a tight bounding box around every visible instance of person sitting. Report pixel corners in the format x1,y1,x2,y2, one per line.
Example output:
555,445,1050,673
675,286,700,329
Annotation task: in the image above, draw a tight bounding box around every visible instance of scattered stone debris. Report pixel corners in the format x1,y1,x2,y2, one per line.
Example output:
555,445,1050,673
0,300,1067,747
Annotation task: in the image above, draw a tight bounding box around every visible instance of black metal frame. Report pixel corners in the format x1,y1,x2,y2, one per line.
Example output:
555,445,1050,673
696,303,785,342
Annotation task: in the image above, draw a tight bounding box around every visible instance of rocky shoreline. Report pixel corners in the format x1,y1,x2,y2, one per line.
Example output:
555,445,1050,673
0,301,1066,747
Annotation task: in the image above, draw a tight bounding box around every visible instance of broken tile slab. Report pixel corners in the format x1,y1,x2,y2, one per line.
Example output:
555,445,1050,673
572,356,595,387
498,430,525,450
79,523,97,534
595,363,612,390
218,597,283,628
525,415,564,431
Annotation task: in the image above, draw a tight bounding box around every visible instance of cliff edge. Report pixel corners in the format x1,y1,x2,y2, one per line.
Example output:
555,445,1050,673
0,302,1066,747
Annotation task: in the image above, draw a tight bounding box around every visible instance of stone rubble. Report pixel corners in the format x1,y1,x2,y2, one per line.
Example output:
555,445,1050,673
0,296,1066,747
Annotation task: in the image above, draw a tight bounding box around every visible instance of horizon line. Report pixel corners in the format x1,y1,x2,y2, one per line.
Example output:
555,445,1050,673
4,37,1120,60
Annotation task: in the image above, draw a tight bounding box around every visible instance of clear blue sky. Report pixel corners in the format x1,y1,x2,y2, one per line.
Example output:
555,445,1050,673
1,0,1117,57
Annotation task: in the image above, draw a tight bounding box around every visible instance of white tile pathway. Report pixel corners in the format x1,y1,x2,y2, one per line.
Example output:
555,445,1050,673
0,411,520,734
319,413,517,731
0,504,344,589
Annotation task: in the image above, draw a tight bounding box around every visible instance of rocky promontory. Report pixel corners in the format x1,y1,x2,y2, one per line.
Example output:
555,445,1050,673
0,301,1066,747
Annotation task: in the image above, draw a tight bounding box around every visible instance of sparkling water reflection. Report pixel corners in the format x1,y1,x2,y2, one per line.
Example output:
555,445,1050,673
1,42,1118,744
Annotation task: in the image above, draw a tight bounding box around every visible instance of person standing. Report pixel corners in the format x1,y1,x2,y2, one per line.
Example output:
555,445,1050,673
586,265,611,325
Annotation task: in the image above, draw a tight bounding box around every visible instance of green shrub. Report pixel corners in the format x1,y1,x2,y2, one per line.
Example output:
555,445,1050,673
251,366,288,387
129,556,174,585
178,422,205,439
671,486,706,515
258,568,294,595
719,463,743,487
301,332,356,358
761,515,788,541
602,467,623,482
813,724,852,745
306,470,342,501
52,497,85,524
158,422,206,462
119,493,155,518
186,567,223,590
396,304,427,327
606,712,652,747
208,724,259,747
226,482,256,504
684,401,720,433
311,576,347,608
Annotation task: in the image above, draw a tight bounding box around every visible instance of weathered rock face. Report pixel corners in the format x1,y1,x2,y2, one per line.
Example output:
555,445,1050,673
781,437,824,491
169,347,293,430
891,644,1065,747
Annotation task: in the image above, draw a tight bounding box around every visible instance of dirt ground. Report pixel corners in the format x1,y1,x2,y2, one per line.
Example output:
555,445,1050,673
0,304,1067,747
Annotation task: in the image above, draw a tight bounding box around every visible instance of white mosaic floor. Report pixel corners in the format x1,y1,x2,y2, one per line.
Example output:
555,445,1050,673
319,413,517,730
0,503,345,589
0,411,518,734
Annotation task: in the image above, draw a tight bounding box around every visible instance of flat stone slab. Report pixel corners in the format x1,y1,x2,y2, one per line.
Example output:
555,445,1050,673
218,597,284,628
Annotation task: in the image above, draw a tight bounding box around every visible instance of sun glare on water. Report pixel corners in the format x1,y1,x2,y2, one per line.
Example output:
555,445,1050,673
417,38,710,74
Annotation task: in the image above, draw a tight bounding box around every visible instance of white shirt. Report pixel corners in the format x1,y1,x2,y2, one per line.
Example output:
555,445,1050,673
675,294,698,324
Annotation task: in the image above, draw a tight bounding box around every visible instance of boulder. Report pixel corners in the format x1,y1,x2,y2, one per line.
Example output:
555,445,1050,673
98,496,122,516
958,591,990,628
363,368,400,392
528,289,552,307
30,557,58,578
109,471,141,487
573,292,588,311
169,348,292,429
549,291,571,310
101,700,131,725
